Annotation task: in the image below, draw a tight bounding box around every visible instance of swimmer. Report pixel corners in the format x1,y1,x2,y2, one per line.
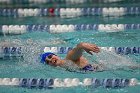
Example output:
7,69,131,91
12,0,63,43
41,42,103,72
41,42,140,72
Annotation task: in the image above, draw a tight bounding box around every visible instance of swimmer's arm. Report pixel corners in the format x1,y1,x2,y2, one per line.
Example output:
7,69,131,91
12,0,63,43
66,42,100,61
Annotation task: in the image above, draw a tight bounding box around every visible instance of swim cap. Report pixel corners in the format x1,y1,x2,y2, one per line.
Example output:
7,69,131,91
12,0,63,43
40,52,55,64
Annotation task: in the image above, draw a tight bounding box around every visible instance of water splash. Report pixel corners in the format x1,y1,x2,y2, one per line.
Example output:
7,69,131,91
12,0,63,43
95,49,138,70
0,38,65,62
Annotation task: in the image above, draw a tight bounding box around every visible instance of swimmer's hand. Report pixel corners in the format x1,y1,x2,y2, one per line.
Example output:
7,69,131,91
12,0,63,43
79,42,100,55
66,42,100,62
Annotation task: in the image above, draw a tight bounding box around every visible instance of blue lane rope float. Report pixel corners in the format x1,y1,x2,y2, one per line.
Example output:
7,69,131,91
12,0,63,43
0,24,140,34
0,7,140,17
0,78,139,89
0,46,23,59
0,46,139,59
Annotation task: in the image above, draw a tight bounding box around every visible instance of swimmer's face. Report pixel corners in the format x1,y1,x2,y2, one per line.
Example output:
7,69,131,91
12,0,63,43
45,54,61,66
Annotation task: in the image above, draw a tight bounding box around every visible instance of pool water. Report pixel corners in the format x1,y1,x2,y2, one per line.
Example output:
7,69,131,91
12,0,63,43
0,1,140,93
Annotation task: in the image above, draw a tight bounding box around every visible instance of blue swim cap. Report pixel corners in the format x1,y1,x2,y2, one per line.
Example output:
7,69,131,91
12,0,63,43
40,52,55,64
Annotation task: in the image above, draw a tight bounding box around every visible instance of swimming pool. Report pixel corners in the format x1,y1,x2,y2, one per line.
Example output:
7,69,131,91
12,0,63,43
0,1,140,93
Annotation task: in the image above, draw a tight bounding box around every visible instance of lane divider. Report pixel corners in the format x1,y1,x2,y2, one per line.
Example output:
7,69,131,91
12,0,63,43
0,0,126,4
0,46,139,59
0,78,139,88
0,7,140,18
0,24,140,34
44,47,140,54
0,46,22,59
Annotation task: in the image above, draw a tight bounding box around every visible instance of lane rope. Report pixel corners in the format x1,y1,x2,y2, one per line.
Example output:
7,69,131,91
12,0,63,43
0,7,139,18
0,78,139,89
0,46,139,59
0,24,140,34
0,0,131,4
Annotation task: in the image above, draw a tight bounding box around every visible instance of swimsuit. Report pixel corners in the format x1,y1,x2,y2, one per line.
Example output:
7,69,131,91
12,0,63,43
61,60,80,71
82,64,97,71
61,60,99,72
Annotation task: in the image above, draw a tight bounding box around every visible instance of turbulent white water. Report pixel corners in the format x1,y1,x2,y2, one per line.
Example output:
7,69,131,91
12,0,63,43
0,38,63,62
94,49,138,70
